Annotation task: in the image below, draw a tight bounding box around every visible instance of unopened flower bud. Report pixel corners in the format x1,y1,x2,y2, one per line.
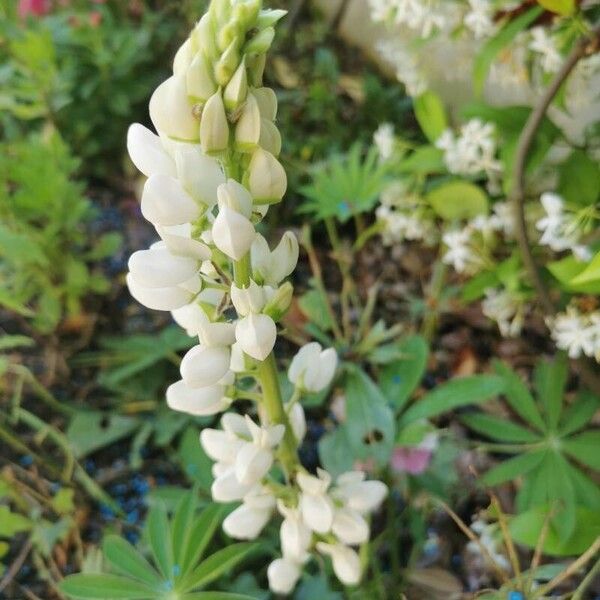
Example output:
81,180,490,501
288,342,338,393
223,59,248,111
235,93,261,152
166,379,230,416
217,21,239,52
149,74,198,141
200,90,229,154
128,245,198,289
223,488,275,540
232,0,260,28
263,281,293,321
210,0,232,27
230,280,267,316
187,53,217,101
173,38,193,75
316,543,361,586
215,40,240,86
259,118,281,156
180,343,231,387
248,148,287,203
257,9,287,29
141,174,200,226
217,179,253,218
246,53,266,87
252,87,277,120
270,231,299,282
194,13,218,62
244,26,275,55
235,313,277,361
212,205,255,260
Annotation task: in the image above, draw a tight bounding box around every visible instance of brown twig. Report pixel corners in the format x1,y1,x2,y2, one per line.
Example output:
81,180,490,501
331,0,350,33
0,537,33,594
510,22,600,395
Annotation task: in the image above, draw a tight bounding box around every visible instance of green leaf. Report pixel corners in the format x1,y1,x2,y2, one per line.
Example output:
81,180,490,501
298,288,334,332
400,375,505,425
426,180,489,221
546,452,576,539
568,463,600,510
172,490,198,568
146,504,174,580
181,594,259,600
318,427,355,477
537,0,575,16
559,391,599,437
571,249,600,285
473,6,543,97
493,361,545,431
180,543,260,593
482,450,546,486
343,364,395,466
0,506,32,536
0,335,35,350
534,355,567,431
102,535,161,587
558,149,600,205
563,431,600,471
380,335,429,411
510,505,600,556
397,146,445,175
59,574,159,599
413,91,447,142
461,413,539,443
180,504,225,575
177,427,214,491
548,255,600,294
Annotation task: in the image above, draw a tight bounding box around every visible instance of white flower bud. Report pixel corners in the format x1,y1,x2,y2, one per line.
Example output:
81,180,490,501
223,488,275,540
173,38,193,75
186,53,217,101
166,379,230,416
235,93,261,152
285,401,306,443
217,180,253,218
331,508,369,546
232,0,260,28
235,313,277,361
212,205,256,260
141,174,200,226
267,558,301,595
194,14,218,62
171,302,207,336
315,542,361,586
127,124,176,178
248,148,287,203
211,466,255,502
200,428,243,464
288,343,337,393
180,344,231,387
230,280,267,316
252,87,277,120
155,224,211,261
269,231,299,283
244,26,275,55
278,501,311,562
200,90,229,154
247,53,266,87
126,274,193,311
259,118,282,156
263,282,293,321
297,469,334,534
223,59,248,111
128,245,199,289
215,40,240,86
333,472,388,514
150,74,198,141
196,311,237,347
175,145,225,208
257,9,288,29
229,341,246,372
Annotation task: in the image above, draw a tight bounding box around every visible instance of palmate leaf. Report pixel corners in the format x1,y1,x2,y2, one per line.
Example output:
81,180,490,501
400,375,505,425
102,536,161,588
146,504,174,581
59,574,159,599
563,431,600,471
181,594,258,600
534,354,567,431
460,413,540,443
559,391,600,437
492,360,545,431
179,543,260,593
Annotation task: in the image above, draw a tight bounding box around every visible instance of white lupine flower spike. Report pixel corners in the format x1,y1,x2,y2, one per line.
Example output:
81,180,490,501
123,2,388,594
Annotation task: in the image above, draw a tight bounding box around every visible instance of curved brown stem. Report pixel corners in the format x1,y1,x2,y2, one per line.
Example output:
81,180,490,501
510,22,600,394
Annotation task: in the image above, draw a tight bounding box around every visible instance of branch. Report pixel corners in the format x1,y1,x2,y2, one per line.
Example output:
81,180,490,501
510,22,600,393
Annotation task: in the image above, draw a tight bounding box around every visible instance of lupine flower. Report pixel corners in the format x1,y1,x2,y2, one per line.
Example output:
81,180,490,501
373,123,395,160
288,342,338,393
529,27,562,73
482,288,525,338
550,307,600,361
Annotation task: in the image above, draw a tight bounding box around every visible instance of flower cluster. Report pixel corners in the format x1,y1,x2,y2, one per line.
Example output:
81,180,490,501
436,119,502,181
550,306,600,362
535,193,591,261
482,287,526,338
124,0,387,593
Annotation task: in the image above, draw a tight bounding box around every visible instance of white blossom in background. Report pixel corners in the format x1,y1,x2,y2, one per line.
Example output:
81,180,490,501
535,193,591,261
529,27,562,74
436,119,502,179
373,122,395,160
442,228,482,274
464,0,497,39
467,518,511,572
124,1,388,594
482,287,525,338
550,306,600,361
376,39,428,96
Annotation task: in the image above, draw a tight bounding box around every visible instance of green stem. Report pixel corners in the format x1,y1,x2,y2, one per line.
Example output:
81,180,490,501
234,254,251,287
572,556,600,600
421,258,447,342
256,353,298,477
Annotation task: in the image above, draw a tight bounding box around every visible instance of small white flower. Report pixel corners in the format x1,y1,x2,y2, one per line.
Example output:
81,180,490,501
180,344,231,388
316,542,361,586
174,145,225,208
186,52,217,102
332,471,388,515
550,307,597,359
278,501,312,562
141,174,200,226
251,232,299,286
223,60,248,111
166,379,230,416
211,205,256,260
297,469,334,534
127,123,176,178
529,27,562,73
442,229,479,273
288,342,338,393
235,313,277,361
248,148,287,203
200,90,230,153
235,93,262,151
464,0,496,39
150,74,198,141
223,487,275,540
128,244,199,289
217,180,253,218
482,288,525,338
230,280,269,316
267,558,302,595
126,273,194,311
373,123,395,160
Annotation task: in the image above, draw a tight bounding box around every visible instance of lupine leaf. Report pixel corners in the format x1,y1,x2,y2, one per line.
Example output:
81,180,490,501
102,535,161,587
59,574,159,599
146,504,174,580
559,391,599,437
482,450,546,486
180,504,225,576
534,355,567,431
461,413,540,443
563,431,600,471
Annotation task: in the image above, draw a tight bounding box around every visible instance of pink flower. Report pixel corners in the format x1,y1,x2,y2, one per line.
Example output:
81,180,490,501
18,0,51,18
89,10,102,27
390,447,433,475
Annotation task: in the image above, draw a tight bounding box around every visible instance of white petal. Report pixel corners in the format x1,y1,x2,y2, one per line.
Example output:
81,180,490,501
267,558,301,595
149,74,198,141
200,428,242,463
128,246,198,289
127,123,175,178
211,467,254,502
212,206,256,260
126,273,192,311
235,314,277,361
166,380,229,416
171,303,207,337
141,174,200,226
338,480,388,514
175,145,225,207
155,225,211,260
332,508,369,545
281,514,312,561
299,492,334,534
235,443,273,485
180,344,231,388
316,543,361,586
223,505,272,540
